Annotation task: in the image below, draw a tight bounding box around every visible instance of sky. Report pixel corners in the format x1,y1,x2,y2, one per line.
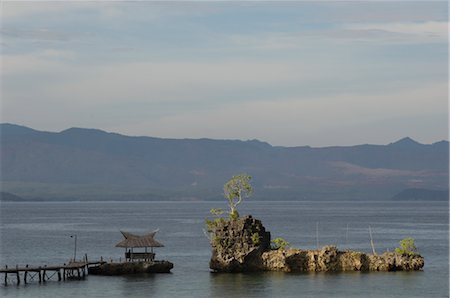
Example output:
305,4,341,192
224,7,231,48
1,1,448,147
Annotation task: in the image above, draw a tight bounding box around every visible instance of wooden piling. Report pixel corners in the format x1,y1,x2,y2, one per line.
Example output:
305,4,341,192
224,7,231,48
0,256,104,286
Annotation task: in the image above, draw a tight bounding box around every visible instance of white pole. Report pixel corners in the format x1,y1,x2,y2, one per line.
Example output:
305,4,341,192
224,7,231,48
70,235,77,261
369,225,376,255
316,222,319,249
346,223,349,248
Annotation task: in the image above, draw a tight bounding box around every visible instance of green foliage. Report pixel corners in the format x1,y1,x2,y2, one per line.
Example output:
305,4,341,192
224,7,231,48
212,235,232,252
229,210,239,220
205,217,226,233
223,174,253,219
212,236,221,247
271,237,290,250
210,208,224,216
395,237,418,256
251,232,261,246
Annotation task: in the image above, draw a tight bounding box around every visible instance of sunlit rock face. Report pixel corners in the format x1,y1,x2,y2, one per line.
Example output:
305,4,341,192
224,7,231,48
262,247,424,272
209,215,424,273
209,215,270,272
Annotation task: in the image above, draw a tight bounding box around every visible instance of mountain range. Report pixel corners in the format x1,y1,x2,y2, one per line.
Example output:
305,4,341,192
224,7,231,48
1,123,448,201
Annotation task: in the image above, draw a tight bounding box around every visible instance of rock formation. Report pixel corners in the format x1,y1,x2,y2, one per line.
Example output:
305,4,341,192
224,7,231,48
209,216,424,273
209,215,270,272
262,246,424,272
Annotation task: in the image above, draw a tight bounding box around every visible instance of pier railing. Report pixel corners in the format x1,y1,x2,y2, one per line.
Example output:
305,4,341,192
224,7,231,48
0,255,106,286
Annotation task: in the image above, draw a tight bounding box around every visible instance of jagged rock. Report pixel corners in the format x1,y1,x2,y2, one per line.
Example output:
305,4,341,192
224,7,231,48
209,215,424,273
209,215,270,272
368,252,425,271
263,248,424,272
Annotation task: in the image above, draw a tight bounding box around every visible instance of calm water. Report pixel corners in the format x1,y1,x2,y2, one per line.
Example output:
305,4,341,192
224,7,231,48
0,201,448,297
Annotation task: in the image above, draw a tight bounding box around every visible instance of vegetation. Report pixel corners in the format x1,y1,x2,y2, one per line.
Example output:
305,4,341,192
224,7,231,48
251,232,261,246
205,217,226,233
210,208,224,216
395,238,418,256
271,237,290,250
223,174,253,219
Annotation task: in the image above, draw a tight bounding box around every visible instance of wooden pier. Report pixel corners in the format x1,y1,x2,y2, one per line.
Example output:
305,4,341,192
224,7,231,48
0,256,106,286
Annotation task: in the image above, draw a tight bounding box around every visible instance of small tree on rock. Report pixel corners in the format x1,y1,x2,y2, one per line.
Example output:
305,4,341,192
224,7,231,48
395,238,418,256
223,174,253,219
271,238,290,250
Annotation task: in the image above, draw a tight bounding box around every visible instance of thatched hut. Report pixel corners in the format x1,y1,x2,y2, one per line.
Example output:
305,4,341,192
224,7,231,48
115,230,164,262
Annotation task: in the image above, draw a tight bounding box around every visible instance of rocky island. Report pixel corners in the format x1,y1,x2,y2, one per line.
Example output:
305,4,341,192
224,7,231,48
207,174,424,273
208,215,424,273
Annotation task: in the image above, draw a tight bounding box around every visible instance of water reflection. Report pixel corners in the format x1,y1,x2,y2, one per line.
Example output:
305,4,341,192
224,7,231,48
209,272,277,297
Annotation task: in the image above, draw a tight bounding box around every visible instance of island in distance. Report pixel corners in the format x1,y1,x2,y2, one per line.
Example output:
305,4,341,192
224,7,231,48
0,123,448,202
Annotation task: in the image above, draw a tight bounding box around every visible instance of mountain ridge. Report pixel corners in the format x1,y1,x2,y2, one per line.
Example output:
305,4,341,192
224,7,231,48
1,123,448,201
2,123,447,148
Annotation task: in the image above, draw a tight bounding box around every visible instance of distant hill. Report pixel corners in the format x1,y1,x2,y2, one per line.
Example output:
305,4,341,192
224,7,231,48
1,123,448,201
0,191,24,201
391,188,449,201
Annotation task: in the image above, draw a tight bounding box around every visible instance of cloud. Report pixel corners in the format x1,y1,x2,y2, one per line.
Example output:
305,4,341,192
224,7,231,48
1,2,91,20
1,1,447,146
1,28,72,42
227,21,448,51
343,21,448,41
103,81,447,146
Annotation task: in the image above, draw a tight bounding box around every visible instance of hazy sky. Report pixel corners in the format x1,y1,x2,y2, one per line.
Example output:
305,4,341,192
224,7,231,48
1,1,448,146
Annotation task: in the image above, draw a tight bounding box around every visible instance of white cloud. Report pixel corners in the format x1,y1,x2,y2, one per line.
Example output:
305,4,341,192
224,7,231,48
227,21,448,51
343,21,448,41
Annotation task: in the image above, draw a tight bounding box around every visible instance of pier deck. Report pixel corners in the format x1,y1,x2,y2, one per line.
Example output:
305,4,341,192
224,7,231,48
0,258,106,286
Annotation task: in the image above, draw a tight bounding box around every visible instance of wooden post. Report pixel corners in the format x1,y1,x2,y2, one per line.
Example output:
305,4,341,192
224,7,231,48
77,268,80,279
24,265,29,284
58,269,62,281
15,265,19,286
38,267,42,283
63,268,66,281
4,269,7,286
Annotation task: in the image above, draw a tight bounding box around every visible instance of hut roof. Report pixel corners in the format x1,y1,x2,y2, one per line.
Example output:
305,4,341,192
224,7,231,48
115,230,164,248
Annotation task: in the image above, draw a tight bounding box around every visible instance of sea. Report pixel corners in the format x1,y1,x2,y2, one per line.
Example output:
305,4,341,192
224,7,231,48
0,200,448,297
